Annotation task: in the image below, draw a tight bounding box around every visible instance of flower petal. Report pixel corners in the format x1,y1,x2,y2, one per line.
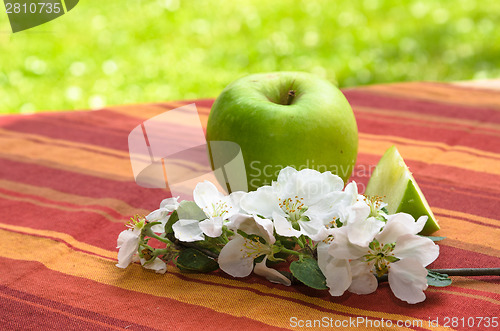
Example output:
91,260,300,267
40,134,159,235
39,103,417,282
348,259,378,295
240,185,281,218
145,208,169,222
228,191,246,213
252,215,276,245
254,257,291,286
298,217,329,241
388,258,429,304
116,229,140,268
149,219,167,233
172,219,205,242
199,217,223,238
288,169,344,205
159,196,180,211
218,236,254,277
227,214,275,244
276,166,298,185
317,242,352,296
377,213,426,244
273,212,303,238
328,227,367,260
140,258,167,274
347,216,384,247
193,181,225,214
393,234,439,267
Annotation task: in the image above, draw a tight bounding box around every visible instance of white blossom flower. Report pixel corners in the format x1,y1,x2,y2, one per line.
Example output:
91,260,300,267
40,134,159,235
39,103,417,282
240,167,344,241
146,197,180,233
172,181,243,242
116,216,168,273
322,213,439,304
218,214,290,286
140,257,167,274
314,181,360,228
116,216,146,269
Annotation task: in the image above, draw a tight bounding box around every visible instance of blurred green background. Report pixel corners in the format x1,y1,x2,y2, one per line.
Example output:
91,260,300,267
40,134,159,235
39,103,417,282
1,0,499,114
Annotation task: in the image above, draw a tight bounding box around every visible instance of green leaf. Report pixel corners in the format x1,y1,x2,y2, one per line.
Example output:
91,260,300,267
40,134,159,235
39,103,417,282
175,248,219,273
427,270,452,287
290,258,328,290
164,201,207,234
164,210,179,234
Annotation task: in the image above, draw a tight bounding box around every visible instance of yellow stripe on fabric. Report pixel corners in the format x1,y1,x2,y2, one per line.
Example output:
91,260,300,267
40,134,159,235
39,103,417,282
359,135,500,176
0,223,116,259
0,148,134,182
0,291,126,331
0,229,433,331
4,224,497,312
451,277,500,296
0,179,149,217
106,102,197,121
433,208,499,228
426,288,500,306
0,191,122,223
436,216,500,257
0,137,132,182
1,129,499,184
360,132,500,161
0,128,130,159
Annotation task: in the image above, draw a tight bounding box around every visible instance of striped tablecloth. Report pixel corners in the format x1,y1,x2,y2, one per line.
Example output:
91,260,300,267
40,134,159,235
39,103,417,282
1,81,499,330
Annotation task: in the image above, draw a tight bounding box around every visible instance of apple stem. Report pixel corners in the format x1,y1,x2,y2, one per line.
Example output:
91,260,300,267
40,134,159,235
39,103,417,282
286,90,296,105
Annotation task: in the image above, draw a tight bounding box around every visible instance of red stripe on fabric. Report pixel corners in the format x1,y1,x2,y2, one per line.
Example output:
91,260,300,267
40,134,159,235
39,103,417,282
0,295,121,331
0,257,288,331
163,269,430,330
355,154,500,207
355,113,500,155
0,285,154,331
0,158,168,211
430,244,500,270
344,89,500,124
0,199,129,251
0,111,137,151
0,187,127,221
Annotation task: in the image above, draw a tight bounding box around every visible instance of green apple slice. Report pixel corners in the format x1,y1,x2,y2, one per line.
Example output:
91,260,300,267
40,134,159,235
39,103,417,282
365,146,440,235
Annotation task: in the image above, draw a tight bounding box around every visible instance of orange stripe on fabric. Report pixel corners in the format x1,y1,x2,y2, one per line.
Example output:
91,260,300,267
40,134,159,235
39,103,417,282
0,128,130,159
0,229,433,331
0,136,133,181
433,208,499,228
0,257,279,331
451,277,500,296
0,179,149,217
106,101,209,124
361,82,500,109
2,124,500,184
3,224,497,314
0,223,116,259
359,135,500,176
355,106,500,133
0,191,122,223
360,132,500,161
434,216,500,257
426,287,500,306
0,291,126,331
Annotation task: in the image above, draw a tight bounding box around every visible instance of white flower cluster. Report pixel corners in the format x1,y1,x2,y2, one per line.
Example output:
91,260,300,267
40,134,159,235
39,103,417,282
116,166,439,304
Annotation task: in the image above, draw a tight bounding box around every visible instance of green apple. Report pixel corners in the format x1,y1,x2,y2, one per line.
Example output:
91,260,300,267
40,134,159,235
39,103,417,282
206,72,358,191
365,146,440,235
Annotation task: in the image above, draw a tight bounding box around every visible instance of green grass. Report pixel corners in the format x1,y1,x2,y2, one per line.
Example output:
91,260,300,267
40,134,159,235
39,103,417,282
1,0,499,114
